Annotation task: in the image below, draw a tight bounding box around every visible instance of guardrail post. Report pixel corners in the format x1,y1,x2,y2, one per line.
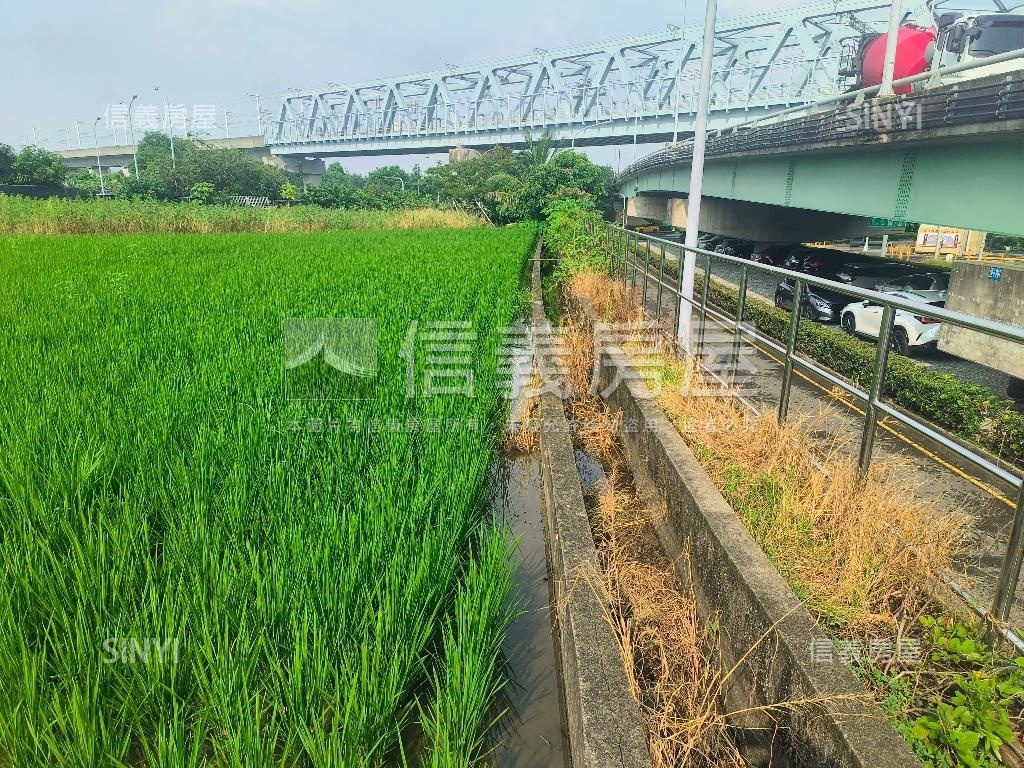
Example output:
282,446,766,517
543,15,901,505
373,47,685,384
631,234,640,288
655,243,667,323
673,245,685,339
731,265,749,387
621,230,629,284
642,238,652,305
736,265,748,329
697,255,712,356
777,277,803,424
858,304,895,476
992,489,1024,625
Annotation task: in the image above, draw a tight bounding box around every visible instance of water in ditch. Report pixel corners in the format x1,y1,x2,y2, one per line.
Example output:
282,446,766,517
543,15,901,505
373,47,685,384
489,455,570,768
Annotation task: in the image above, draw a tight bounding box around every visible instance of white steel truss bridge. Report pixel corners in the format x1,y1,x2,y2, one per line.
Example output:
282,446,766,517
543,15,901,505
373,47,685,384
268,0,953,157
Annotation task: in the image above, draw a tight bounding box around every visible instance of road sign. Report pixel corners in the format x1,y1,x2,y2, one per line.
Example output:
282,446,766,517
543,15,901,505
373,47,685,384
989,267,1004,281
870,217,906,228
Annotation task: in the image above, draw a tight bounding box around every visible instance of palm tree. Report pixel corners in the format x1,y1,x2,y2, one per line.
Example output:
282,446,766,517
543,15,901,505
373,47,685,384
520,127,564,168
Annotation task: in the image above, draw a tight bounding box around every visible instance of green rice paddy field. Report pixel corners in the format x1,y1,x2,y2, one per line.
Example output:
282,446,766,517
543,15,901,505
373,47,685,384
0,225,537,766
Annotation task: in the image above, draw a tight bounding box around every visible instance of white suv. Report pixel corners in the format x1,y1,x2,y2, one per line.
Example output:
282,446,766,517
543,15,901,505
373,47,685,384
839,291,943,355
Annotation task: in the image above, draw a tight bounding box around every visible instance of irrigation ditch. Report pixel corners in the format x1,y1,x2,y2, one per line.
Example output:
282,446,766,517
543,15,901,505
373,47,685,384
527,241,961,767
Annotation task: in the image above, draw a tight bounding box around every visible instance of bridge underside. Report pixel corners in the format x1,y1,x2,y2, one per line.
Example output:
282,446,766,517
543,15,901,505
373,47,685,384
626,195,899,242
623,122,1024,237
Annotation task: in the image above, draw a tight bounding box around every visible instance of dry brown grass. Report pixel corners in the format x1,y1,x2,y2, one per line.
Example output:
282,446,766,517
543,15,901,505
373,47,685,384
571,367,872,767
563,268,967,637
504,372,539,455
589,459,751,768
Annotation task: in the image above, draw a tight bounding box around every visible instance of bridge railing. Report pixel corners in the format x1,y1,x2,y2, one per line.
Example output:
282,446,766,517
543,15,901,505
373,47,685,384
596,222,1024,647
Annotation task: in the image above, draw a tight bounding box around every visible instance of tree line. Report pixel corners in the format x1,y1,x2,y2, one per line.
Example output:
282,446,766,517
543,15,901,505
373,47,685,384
0,129,617,223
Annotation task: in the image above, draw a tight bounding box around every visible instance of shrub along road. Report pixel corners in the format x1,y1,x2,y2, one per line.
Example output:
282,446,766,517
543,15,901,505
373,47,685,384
706,256,1012,397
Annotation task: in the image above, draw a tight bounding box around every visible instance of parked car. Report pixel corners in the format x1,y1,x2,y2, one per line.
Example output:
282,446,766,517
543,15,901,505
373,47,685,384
713,238,755,258
774,277,855,323
831,262,924,288
783,247,877,273
839,291,943,355
752,243,801,266
874,272,950,302
698,233,725,250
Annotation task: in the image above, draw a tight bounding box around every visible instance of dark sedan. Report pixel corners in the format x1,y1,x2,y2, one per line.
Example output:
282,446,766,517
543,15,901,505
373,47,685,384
774,277,855,323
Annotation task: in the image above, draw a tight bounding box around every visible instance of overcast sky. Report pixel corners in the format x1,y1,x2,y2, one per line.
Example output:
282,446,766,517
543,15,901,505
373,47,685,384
3,0,781,172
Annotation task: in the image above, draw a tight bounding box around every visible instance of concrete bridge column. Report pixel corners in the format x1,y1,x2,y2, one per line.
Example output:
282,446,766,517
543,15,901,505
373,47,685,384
269,156,326,189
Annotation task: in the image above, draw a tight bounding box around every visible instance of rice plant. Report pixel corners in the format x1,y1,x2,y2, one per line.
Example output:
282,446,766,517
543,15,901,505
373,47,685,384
0,225,537,766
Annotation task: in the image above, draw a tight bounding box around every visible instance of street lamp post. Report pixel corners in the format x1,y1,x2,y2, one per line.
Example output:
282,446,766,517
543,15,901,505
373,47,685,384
154,86,176,172
92,117,107,197
59,129,72,150
248,93,263,136
74,121,83,149
670,13,691,144
381,176,406,192
126,95,140,177
679,0,718,350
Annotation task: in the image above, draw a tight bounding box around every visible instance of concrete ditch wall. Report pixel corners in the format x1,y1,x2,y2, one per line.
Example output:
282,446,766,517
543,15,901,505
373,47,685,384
592,341,921,768
531,248,652,768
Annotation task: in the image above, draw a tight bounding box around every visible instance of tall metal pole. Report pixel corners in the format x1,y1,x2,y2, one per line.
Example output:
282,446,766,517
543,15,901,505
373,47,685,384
155,87,176,173
678,0,718,350
127,95,140,177
631,113,639,163
74,121,83,149
878,0,903,97
93,118,107,197
248,93,264,135
671,5,690,144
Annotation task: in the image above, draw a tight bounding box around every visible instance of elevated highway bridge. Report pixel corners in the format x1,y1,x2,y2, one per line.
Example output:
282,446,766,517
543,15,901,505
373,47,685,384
617,71,1024,238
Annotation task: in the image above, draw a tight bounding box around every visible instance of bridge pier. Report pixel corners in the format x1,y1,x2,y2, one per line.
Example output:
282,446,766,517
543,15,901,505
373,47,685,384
268,156,326,189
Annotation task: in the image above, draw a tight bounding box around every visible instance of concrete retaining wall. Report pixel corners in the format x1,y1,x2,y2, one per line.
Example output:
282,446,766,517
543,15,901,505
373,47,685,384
593,343,921,768
531,249,652,768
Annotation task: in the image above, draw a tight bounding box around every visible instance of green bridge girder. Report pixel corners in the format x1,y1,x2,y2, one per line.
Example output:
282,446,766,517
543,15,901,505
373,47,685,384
623,129,1024,237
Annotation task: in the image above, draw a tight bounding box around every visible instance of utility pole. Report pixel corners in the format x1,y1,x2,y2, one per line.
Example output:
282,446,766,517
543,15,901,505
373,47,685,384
93,117,107,197
127,94,140,177
679,0,718,350
878,0,903,97
248,93,263,136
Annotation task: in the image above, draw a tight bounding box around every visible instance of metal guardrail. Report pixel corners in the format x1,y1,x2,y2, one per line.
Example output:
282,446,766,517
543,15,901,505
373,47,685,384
597,222,1024,638
617,46,1024,182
